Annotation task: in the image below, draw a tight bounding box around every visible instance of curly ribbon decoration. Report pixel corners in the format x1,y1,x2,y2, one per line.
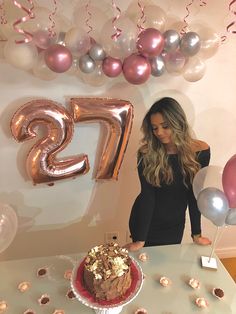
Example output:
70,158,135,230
199,0,207,6
85,0,92,34
48,0,58,38
181,0,195,35
111,0,122,41
137,0,146,34
0,0,7,24
13,0,35,44
221,0,236,44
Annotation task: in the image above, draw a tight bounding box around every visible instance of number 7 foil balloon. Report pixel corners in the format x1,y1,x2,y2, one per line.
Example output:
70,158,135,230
10,99,89,185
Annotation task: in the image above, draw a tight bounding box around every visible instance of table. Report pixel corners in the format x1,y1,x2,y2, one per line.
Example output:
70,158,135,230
0,244,236,313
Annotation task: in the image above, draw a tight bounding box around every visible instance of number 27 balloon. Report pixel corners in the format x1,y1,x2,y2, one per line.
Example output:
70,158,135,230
10,98,133,185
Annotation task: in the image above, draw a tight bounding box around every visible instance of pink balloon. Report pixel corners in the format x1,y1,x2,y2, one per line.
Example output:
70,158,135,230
44,44,72,73
222,154,236,208
102,57,122,77
33,30,52,49
123,54,151,85
136,28,164,57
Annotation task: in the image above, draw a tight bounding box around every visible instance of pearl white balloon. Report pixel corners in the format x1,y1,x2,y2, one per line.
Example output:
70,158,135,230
182,56,206,82
4,37,38,70
164,50,186,74
32,52,58,80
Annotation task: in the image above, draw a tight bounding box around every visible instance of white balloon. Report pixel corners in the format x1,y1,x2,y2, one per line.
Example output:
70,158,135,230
32,52,58,80
4,37,38,70
182,56,206,82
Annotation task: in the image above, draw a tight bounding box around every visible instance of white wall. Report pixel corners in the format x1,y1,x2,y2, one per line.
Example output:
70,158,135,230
0,0,236,260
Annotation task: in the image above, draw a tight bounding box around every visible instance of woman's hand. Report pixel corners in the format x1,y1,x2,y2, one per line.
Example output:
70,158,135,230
193,235,211,246
123,241,145,252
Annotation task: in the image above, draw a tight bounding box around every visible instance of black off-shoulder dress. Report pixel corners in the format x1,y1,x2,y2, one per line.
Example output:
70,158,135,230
129,148,210,246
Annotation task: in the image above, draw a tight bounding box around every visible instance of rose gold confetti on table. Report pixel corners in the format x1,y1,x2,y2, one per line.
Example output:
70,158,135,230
37,267,48,277
138,252,148,262
64,269,72,280
66,289,76,299
52,310,65,314
159,276,171,287
0,300,8,312
23,309,35,314
18,281,31,292
188,278,200,289
195,297,209,308
134,308,148,314
38,294,50,305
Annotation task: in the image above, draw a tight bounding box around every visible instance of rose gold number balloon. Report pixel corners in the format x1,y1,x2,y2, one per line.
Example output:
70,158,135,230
11,99,89,185
70,98,133,180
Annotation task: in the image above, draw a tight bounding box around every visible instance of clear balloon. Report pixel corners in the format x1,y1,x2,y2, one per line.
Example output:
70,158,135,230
100,16,137,59
11,99,90,185
180,32,201,57
64,27,91,56
89,43,106,61
136,28,164,57
225,208,236,225
79,63,108,86
163,29,180,52
102,57,122,77
0,203,18,254
79,54,96,73
71,98,134,180
182,56,206,82
197,187,229,226
164,50,186,74
189,24,220,59
32,51,58,80
123,54,151,85
44,44,72,73
126,0,155,21
4,37,38,71
193,165,224,199
222,154,236,208
149,55,165,77
33,30,53,50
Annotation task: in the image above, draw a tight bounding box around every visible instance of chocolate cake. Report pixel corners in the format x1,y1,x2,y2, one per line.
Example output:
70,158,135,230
83,243,132,301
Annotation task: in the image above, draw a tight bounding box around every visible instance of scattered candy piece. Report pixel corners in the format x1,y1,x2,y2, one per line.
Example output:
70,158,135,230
138,253,148,262
159,276,171,287
37,267,48,277
195,297,209,308
212,287,224,299
0,300,8,313
52,310,65,314
134,308,148,314
66,289,76,299
188,278,200,289
18,281,31,292
64,269,72,280
23,310,35,314
38,294,50,305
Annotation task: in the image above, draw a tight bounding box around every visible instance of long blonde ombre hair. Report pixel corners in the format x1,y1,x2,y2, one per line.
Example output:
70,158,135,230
139,97,200,187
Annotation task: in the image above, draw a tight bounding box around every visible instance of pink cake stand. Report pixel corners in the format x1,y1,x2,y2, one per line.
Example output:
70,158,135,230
71,256,144,314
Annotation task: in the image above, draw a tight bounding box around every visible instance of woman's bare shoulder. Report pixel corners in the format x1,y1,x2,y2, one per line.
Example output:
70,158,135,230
192,140,209,152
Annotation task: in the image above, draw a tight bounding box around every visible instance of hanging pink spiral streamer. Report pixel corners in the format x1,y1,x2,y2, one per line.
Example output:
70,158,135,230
221,0,236,43
13,0,35,44
137,0,146,34
85,0,92,34
199,0,207,6
48,0,58,38
111,0,122,40
181,0,195,34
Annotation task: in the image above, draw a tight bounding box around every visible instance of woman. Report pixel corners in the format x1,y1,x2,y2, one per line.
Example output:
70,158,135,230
125,97,211,251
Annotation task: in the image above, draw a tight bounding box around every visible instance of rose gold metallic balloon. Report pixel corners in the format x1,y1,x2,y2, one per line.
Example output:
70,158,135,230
70,98,134,180
123,54,151,84
102,56,122,77
44,44,72,73
136,28,164,57
11,99,89,185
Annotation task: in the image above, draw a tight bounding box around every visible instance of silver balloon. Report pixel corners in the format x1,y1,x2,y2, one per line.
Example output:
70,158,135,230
163,29,180,52
89,43,106,61
180,31,201,57
149,55,165,77
225,208,236,225
197,187,229,226
79,54,96,73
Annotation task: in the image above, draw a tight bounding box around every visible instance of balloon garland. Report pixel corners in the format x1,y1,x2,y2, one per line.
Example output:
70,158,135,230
0,0,235,85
